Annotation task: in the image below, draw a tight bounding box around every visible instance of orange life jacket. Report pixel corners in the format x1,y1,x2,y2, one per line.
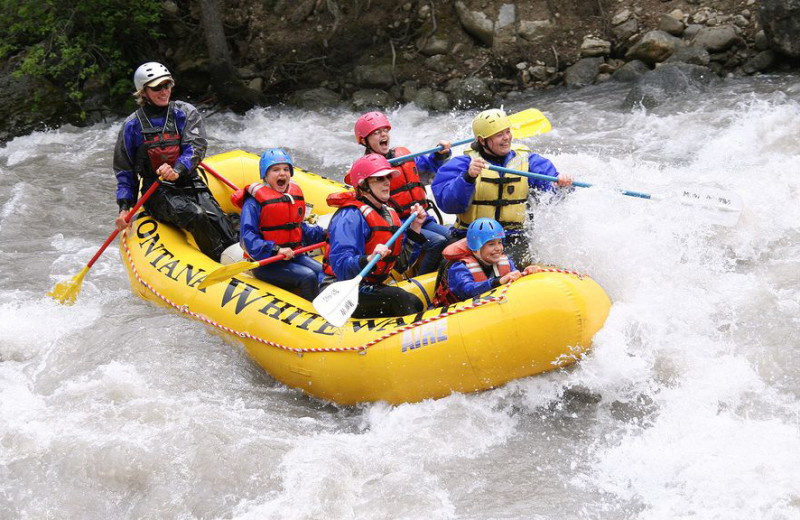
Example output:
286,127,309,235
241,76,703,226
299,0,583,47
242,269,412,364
389,146,428,217
323,191,403,284
231,181,305,252
434,238,511,305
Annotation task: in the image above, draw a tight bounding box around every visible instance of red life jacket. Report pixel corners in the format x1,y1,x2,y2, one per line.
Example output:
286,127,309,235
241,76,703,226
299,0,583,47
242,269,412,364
135,101,182,179
231,181,305,251
389,146,428,217
323,191,403,284
434,238,511,305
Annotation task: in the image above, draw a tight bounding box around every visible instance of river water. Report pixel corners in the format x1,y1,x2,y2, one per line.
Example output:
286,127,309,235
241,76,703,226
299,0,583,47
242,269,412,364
1,74,799,519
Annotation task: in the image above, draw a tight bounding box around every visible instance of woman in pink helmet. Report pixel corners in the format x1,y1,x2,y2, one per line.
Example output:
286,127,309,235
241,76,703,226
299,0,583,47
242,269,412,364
322,154,428,318
352,111,452,275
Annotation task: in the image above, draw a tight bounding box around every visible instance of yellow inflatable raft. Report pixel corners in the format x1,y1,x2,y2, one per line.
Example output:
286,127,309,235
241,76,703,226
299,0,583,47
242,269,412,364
120,150,611,405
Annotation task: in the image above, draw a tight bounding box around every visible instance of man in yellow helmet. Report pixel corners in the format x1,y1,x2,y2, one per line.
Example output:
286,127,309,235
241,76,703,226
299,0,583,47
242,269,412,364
431,108,572,266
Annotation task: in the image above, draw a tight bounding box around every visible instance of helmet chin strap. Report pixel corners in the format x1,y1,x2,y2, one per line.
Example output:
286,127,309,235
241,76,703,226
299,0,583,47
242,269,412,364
366,183,382,204
479,139,504,160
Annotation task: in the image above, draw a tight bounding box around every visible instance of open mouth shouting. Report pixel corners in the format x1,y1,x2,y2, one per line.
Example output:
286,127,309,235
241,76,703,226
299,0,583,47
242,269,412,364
265,164,293,192
367,127,391,155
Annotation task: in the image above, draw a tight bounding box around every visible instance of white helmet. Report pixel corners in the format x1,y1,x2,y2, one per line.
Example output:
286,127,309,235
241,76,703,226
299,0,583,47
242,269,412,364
133,62,173,91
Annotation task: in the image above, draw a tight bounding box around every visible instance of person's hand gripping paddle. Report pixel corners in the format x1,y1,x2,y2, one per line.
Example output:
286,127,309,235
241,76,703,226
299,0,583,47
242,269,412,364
312,214,416,327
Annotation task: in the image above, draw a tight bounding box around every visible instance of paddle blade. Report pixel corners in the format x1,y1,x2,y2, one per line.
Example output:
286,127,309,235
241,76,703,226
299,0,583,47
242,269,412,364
197,259,257,289
677,186,744,227
508,108,552,139
48,266,89,305
312,276,362,327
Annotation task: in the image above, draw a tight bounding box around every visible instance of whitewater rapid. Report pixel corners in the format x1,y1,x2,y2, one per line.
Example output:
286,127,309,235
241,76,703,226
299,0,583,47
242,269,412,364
1,74,799,519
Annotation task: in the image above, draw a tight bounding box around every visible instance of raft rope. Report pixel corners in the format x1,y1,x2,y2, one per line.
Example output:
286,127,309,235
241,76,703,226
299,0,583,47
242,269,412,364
121,232,584,355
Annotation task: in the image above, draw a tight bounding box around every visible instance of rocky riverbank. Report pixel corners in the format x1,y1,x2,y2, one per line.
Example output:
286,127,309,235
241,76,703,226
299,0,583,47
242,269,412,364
1,0,799,142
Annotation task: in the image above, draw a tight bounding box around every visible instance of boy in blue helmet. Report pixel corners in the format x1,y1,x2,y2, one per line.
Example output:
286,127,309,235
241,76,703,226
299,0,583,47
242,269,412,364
434,218,536,305
231,148,326,300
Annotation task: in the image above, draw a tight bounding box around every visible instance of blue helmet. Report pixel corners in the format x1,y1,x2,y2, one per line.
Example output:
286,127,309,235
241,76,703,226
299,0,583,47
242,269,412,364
466,218,505,251
259,148,294,179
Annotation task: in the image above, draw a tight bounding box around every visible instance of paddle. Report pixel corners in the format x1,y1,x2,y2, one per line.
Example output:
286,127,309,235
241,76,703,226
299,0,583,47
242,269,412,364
387,108,553,165
199,161,238,190
488,164,744,227
197,241,327,289
48,180,161,305
312,214,416,327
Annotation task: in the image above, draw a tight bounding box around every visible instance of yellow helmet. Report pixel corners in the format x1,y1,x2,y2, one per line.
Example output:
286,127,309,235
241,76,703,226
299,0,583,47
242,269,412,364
472,109,511,139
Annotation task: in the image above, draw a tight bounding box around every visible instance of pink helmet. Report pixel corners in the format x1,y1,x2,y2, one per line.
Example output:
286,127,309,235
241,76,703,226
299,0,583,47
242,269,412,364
354,111,391,145
345,154,399,187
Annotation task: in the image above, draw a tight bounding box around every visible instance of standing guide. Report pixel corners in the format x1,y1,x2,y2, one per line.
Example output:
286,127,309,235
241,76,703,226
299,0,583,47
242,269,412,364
113,62,238,261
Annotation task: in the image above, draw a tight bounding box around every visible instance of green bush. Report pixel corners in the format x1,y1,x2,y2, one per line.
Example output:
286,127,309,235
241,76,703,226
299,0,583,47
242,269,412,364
0,0,164,105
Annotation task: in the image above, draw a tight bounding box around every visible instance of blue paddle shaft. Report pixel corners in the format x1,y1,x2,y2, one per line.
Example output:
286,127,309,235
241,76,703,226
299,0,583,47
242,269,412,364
388,138,473,165
488,165,654,200
358,214,417,278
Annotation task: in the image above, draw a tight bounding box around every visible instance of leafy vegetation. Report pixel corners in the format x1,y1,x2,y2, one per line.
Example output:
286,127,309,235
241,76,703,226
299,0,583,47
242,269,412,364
0,0,164,106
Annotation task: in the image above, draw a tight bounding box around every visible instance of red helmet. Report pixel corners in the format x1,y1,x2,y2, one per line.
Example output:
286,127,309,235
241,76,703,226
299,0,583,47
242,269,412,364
345,154,399,187
354,111,391,145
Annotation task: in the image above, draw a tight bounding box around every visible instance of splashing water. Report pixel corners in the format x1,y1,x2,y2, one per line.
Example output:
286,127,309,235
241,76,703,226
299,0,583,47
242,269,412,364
1,74,799,519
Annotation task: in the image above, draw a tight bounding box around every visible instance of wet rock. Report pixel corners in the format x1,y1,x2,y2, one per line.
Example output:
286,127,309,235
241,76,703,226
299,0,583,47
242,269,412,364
742,50,776,73
755,30,770,50
0,71,72,142
445,77,493,108
564,57,603,87
760,0,800,57
350,89,396,111
455,0,494,46
410,87,434,109
430,91,451,112
623,63,715,110
410,86,451,112
666,44,711,66
625,30,682,65
612,59,651,82
287,87,341,110
401,80,419,103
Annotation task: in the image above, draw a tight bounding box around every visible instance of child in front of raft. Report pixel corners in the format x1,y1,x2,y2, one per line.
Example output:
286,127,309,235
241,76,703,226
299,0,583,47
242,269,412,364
352,111,452,275
232,148,326,301
322,154,429,318
431,109,573,268
434,218,538,305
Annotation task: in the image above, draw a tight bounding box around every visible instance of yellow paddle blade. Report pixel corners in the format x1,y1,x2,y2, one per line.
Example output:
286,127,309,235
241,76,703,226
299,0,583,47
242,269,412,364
508,108,552,138
48,266,89,305
197,259,258,289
